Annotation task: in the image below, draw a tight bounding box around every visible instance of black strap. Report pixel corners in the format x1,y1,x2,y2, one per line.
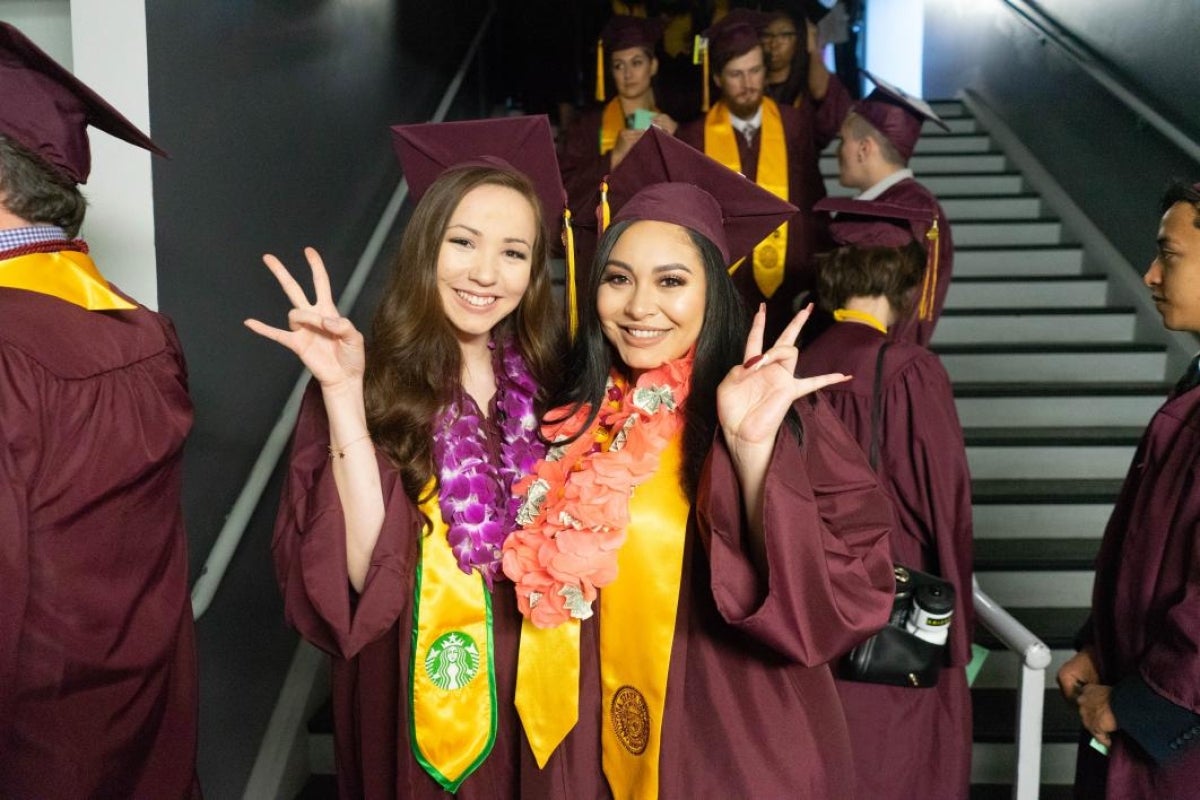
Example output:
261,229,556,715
869,342,891,471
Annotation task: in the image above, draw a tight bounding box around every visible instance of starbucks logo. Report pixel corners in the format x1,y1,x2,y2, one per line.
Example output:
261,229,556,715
610,685,650,755
424,631,481,691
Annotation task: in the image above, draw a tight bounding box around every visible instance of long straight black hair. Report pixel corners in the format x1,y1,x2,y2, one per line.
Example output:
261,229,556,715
548,218,750,502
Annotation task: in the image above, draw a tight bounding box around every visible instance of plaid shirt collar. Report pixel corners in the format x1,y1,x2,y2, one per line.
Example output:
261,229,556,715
0,225,69,252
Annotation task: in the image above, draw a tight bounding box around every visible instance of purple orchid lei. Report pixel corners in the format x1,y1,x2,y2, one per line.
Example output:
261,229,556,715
432,338,544,587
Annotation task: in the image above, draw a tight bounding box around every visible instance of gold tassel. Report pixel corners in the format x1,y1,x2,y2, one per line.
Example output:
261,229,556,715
919,218,939,320
565,207,579,340
595,38,606,102
698,36,710,112
599,177,611,233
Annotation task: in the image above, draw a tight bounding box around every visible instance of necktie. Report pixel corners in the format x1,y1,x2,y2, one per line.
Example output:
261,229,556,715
1173,352,1200,396
741,125,758,147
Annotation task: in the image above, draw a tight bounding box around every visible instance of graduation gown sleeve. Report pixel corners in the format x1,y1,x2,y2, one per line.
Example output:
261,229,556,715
697,394,895,665
272,382,420,660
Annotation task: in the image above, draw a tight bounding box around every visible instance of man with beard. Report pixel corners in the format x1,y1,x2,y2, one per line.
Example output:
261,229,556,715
676,9,851,340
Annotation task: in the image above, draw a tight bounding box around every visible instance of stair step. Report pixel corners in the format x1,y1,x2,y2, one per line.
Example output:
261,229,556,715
925,117,977,134
824,173,1028,198
947,275,1107,308
941,195,1043,220
973,478,1123,505
937,343,1166,383
975,570,1093,606
953,219,1065,247
935,307,1135,344
913,133,993,154
964,426,1143,446
975,539,1100,572
956,385,1163,428
973,648,1075,689
929,100,967,117
971,782,1075,799
954,246,1084,276
965,426,1138,481
972,742,1078,786
973,689,1081,744
973,503,1113,540
821,153,1009,176
975,606,1090,651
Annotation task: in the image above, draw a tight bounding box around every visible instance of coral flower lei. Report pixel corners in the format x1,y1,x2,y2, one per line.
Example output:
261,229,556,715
501,353,693,627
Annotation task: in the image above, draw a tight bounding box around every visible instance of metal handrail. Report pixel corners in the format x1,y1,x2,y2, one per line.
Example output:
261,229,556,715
973,576,1052,800
191,2,498,619
999,0,1200,165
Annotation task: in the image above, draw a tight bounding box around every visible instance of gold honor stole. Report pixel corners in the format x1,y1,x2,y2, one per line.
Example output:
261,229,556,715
599,98,625,155
703,98,789,298
411,490,497,792
600,434,689,799
0,250,135,310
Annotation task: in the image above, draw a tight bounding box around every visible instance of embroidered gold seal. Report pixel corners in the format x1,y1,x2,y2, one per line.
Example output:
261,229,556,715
758,243,780,269
610,685,650,755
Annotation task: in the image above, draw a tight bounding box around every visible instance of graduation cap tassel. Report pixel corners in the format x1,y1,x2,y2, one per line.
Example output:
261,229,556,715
599,177,611,234
596,38,606,103
919,218,939,321
700,38,710,112
565,207,579,339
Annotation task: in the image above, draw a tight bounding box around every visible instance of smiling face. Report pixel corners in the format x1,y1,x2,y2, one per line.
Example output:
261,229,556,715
436,182,537,347
611,45,657,103
1145,200,1200,332
597,220,707,373
714,47,766,119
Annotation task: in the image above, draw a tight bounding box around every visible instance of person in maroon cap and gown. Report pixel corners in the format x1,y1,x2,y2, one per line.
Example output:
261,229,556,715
834,71,954,346
676,9,853,341
1059,180,1200,799
250,117,566,799
798,205,975,800
559,16,678,286
0,22,200,799
503,127,894,799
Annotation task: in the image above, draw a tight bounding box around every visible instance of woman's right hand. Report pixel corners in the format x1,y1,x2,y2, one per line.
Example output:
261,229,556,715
1056,647,1100,702
244,247,366,394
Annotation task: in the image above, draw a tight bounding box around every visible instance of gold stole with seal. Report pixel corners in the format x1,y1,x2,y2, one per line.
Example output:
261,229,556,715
599,98,626,155
599,434,690,798
0,250,135,310
703,97,790,298
410,488,497,792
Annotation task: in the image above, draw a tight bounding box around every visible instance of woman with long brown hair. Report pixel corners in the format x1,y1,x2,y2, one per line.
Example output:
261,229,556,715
246,117,566,799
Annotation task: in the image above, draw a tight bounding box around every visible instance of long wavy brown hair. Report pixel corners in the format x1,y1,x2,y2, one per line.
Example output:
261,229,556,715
364,164,564,501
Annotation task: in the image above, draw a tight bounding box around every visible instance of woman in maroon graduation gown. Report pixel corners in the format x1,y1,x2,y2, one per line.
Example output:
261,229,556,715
246,117,565,799
502,128,895,799
798,198,975,799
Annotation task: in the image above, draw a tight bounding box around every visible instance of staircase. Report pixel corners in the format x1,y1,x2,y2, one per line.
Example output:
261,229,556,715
824,99,1170,798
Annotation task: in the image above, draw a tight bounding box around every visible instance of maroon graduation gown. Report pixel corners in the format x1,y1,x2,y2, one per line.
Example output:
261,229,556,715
676,77,853,339
1074,385,1200,798
0,256,200,798
874,178,955,347
517,394,895,799
558,105,612,293
799,321,975,799
273,385,522,799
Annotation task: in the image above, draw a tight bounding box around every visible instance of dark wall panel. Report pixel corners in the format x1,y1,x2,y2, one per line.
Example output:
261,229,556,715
923,0,1199,274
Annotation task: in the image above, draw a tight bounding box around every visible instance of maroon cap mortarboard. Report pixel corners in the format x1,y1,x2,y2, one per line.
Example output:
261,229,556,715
702,9,769,73
389,115,566,239
0,22,165,185
814,195,944,320
606,126,797,267
600,15,665,54
851,70,949,162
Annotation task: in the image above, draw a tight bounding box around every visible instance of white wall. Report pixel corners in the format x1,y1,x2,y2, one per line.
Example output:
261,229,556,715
864,0,925,96
0,0,159,308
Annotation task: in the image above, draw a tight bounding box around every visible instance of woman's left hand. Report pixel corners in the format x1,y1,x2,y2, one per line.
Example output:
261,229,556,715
718,303,849,458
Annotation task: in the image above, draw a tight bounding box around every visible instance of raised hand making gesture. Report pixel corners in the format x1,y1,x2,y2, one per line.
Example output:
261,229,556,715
244,247,365,397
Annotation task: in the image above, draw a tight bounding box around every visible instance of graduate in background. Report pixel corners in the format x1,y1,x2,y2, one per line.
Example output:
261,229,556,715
249,117,566,799
504,127,894,799
0,22,200,798
559,16,678,287
800,196,975,800
1059,180,1200,799
677,9,853,341
832,71,954,345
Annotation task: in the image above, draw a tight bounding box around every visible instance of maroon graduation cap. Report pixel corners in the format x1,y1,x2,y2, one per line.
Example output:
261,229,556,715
852,70,950,162
814,195,942,319
389,115,566,240
605,125,797,268
0,22,165,185
595,16,666,102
